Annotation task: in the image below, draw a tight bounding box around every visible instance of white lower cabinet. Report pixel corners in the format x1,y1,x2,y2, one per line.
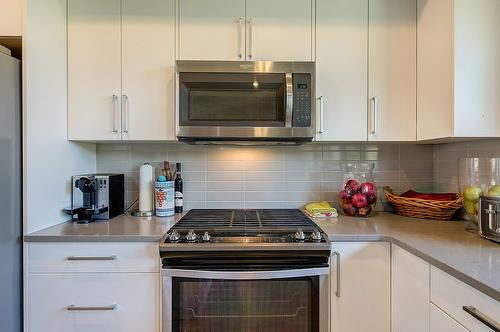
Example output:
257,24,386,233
26,242,161,332
391,245,430,332
431,303,469,332
27,273,160,332
331,242,391,332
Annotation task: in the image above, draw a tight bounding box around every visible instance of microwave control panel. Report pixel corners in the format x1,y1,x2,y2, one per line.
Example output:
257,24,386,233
292,73,312,127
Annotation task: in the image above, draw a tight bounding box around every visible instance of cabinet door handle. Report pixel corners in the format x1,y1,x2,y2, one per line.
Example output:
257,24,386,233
67,255,117,261
112,95,119,133
370,96,378,135
237,17,243,59
333,251,340,298
247,18,253,59
318,96,324,134
67,304,117,311
463,306,500,332
122,95,129,134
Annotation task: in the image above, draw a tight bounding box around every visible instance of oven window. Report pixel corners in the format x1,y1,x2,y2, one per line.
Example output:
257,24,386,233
172,277,319,332
179,73,286,127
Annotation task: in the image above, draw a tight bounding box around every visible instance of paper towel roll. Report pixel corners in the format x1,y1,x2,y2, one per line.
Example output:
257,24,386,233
139,163,154,212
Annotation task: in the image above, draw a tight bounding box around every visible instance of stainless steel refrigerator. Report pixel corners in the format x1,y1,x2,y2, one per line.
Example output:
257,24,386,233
0,45,22,331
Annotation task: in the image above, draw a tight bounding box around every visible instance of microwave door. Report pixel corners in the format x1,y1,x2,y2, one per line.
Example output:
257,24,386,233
178,72,287,128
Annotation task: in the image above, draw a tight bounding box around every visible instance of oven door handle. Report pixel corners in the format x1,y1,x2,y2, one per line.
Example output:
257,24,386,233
162,267,329,280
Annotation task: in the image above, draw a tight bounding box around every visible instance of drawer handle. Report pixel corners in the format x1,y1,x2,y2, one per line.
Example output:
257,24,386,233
463,306,500,332
67,255,117,261
67,304,117,311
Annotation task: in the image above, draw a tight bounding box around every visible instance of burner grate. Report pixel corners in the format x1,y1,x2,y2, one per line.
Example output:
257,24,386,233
171,209,318,235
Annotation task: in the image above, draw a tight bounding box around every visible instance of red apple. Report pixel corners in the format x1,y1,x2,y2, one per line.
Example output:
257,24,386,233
352,193,367,208
366,194,377,205
344,179,360,191
342,203,358,217
339,189,352,203
361,182,376,196
358,205,372,217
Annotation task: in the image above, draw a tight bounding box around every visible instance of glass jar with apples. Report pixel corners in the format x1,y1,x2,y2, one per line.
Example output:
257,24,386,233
338,163,377,217
458,157,500,225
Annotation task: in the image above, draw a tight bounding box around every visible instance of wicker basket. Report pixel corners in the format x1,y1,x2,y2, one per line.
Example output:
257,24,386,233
384,186,462,220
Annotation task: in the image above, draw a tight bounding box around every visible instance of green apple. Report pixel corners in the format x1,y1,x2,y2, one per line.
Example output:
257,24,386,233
464,200,478,216
463,186,482,202
488,184,500,197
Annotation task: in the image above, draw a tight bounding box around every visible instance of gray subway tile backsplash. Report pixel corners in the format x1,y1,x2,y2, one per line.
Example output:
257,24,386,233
96,143,436,211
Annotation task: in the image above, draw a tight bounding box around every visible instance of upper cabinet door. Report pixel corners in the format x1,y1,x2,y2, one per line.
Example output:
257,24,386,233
315,0,368,141
178,0,245,61
122,0,175,140
245,0,312,61
368,0,416,141
0,0,22,36
68,0,122,141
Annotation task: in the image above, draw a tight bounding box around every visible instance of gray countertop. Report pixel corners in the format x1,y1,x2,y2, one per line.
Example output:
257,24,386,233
25,212,500,301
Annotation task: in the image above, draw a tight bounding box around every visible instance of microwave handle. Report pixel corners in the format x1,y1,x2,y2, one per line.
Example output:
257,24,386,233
285,73,293,127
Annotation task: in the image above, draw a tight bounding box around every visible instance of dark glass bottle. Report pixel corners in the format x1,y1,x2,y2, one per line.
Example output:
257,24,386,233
174,163,183,213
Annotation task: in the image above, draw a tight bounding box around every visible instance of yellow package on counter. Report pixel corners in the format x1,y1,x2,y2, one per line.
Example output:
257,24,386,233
304,201,338,218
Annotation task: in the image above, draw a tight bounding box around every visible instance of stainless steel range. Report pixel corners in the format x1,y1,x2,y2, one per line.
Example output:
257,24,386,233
160,209,330,332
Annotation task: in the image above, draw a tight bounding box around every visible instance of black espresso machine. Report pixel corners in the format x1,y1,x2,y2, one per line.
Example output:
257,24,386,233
64,174,124,223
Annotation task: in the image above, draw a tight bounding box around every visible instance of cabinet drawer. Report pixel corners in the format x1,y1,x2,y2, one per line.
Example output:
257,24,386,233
27,273,159,332
430,303,469,332
28,242,159,273
431,266,500,331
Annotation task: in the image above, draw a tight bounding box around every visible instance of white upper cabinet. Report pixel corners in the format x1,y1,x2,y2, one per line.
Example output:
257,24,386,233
331,242,391,332
177,0,312,61
122,0,175,140
315,0,368,141
0,0,22,36
68,0,122,141
368,0,416,141
245,0,312,61
417,0,500,140
178,0,245,61
68,0,175,141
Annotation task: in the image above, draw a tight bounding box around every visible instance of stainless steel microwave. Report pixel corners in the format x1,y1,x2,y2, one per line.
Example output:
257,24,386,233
176,61,315,145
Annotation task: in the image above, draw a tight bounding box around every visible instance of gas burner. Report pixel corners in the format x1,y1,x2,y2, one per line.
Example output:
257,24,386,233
161,209,330,250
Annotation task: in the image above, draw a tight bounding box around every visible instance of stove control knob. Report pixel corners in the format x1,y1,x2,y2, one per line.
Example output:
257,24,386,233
311,230,322,242
294,228,306,241
186,229,198,242
168,230,180,242
201,232,211,242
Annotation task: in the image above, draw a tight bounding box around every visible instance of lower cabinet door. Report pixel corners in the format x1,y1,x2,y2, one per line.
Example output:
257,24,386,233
27,273,159,332
431,303,470,332
331,242,390,332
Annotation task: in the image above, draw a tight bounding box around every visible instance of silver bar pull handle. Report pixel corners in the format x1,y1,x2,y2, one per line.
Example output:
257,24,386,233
237,17,243,59
463,306,500,332
370,96,378,135
122,95,129,134
285,73,293,127
247,18,253,59
67,304,117,311
67,255,117,261
333,251,340,298
112,95,119,133
318,96,324,134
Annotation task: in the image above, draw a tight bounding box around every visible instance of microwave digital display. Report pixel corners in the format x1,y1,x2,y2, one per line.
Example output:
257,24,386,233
297,83,308,89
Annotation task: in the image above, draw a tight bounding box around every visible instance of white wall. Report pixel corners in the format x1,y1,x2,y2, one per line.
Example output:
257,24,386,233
24,0,96,233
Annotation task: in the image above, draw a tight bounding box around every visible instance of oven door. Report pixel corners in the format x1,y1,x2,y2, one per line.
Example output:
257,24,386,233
162,268,329,332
